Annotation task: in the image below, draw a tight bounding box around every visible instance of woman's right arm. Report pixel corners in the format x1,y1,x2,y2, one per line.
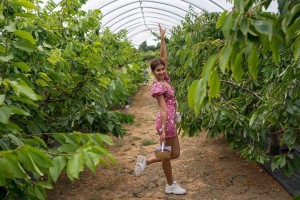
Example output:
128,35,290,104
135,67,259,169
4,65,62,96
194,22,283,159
156,95,167,141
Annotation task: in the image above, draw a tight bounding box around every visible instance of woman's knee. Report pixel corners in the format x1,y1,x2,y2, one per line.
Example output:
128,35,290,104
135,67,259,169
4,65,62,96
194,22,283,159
171,152,180,159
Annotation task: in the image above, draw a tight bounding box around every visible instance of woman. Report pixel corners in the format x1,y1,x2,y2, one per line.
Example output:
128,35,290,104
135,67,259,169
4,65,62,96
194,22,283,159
134,24,186,195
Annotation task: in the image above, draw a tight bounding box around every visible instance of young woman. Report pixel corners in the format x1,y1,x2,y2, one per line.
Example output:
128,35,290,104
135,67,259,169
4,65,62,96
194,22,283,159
134,24,186,195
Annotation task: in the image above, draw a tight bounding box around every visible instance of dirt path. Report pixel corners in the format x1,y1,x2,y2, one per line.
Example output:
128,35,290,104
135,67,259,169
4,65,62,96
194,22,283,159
47,84,291,200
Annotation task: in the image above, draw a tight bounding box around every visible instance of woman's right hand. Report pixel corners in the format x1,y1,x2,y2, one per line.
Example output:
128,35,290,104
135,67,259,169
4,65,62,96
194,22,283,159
160,131,166,142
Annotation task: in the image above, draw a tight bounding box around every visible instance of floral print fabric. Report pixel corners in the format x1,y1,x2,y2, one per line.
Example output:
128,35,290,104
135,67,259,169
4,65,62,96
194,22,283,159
151,73,177,138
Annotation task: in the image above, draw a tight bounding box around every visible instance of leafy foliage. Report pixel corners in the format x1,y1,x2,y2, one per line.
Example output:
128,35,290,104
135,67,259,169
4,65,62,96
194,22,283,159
168,1,300,176
0,0,146,199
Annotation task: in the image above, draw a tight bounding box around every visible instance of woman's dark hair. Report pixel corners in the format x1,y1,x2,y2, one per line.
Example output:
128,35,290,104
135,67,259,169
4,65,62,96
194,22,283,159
150,58,165,71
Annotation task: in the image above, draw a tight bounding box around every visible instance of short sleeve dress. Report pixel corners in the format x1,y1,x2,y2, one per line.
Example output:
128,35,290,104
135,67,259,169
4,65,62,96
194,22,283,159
151,73,177,138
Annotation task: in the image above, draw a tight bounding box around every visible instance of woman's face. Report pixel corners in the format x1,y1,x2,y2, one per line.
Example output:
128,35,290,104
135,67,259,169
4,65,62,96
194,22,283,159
153,64,165,80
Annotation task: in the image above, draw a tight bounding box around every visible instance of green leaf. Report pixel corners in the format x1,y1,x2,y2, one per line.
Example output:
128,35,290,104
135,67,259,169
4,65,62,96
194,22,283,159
36,79,49,87
57,144,78,152
39,72,52,82
10,105,30,116
202,54,217,84
28,147,53,168
222,13,233,39
0,54,14,62
14,13,37,19
66,153,85,181
4,22,16,32
248,45,258,80
286,18,300,44
270,36,280,65
0,94,5,105
34,184,46,200
187,80,198,108
86,114,94,125
98,134,114,145
14,30,36,45
232,51,244,82
253,20,273,40
13,39,37,52
49,156,67,182
208,69,220,99
10,95,39,107
52,134,66,144
234,0,245,12
194,79,207,116
9,80,39,100
240,18,250,35
219,44,230,73
83,150,96,173
28,152,44,176
293,36,300,60
12,62,30,72
249,113,257,126
0,106,11,124
11,0,38,10
216,11,227,29
0,155,27,178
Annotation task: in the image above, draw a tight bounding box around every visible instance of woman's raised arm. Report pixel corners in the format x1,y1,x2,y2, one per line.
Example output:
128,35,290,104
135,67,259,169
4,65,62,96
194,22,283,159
159,23,168,68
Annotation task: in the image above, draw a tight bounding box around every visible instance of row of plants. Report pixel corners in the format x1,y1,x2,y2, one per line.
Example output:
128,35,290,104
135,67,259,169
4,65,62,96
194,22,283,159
168,0,300,177
0,0,146,199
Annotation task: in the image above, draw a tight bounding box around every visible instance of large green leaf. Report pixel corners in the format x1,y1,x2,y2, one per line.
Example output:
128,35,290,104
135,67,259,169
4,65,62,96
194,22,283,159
9,80,39,100
253,20,273,40
11,0,38,10
240,18,250,35
234,0,245,12
218,44,230,73
202,54,217,84
12,62,30,72
66,153,85,181
194,79,207,116
14,30,36,45
232,51,244,82
187,80,198,108
293,36,300,60
49,156,67,182
286,18,300,44
98,133,114,145
13,39,36,52
270,36,280,65
208,69,220,99
28,147,53,168
216,11,227,29
4,22,16,32
10,105,30,116
0,155,27,179
83,150,96,173
0,106,11,124
222,13,233,39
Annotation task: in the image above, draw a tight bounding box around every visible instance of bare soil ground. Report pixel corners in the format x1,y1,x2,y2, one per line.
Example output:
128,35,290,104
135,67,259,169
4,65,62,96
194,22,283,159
47,84,291,200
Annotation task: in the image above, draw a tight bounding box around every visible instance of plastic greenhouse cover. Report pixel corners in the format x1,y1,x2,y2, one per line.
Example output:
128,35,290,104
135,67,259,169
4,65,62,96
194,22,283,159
40,0,279,47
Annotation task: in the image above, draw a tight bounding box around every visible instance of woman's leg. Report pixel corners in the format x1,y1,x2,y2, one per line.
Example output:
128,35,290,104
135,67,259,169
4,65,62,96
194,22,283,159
162,136,180,185
146,135,180,165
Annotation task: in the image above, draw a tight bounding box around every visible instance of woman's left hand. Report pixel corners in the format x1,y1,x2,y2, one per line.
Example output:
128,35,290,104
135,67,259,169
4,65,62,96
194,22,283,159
158,23,165,37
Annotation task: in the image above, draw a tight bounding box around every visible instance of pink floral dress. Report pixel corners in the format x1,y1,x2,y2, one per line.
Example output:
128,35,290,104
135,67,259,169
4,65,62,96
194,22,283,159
151,73,177,138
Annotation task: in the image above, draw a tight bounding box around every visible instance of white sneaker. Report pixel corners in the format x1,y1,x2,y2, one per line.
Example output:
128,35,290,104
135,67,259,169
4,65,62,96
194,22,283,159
165,181,186,195
134,155,146,176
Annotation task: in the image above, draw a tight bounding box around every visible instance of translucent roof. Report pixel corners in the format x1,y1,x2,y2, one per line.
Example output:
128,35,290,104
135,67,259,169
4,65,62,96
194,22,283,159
42,0,279,46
